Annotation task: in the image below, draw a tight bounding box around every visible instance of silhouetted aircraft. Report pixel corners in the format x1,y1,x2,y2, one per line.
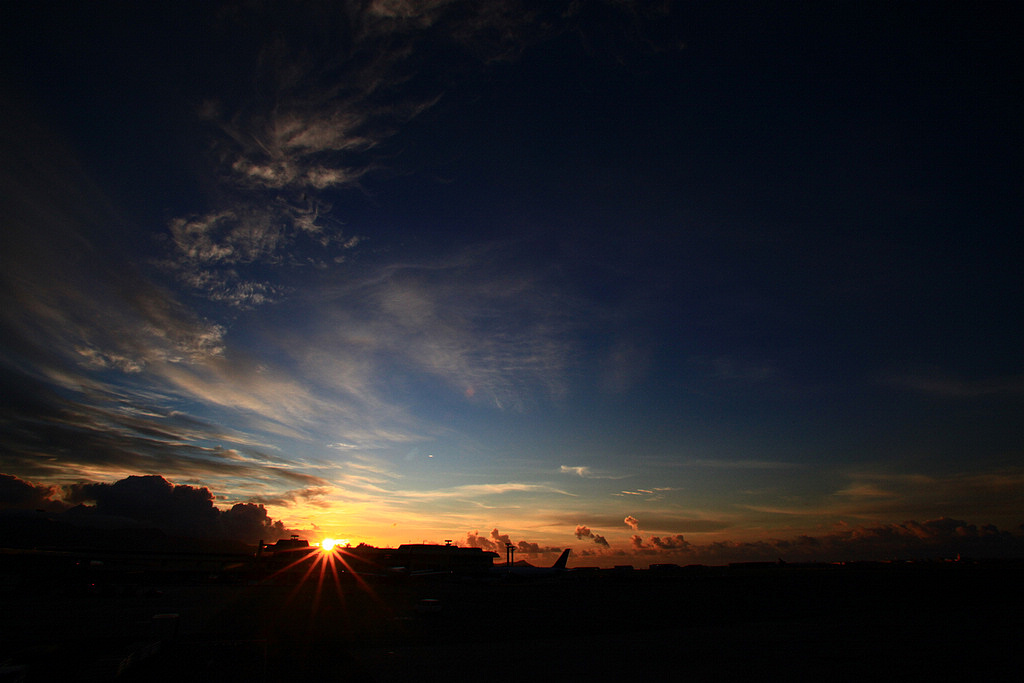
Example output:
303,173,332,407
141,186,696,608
492,548,571,578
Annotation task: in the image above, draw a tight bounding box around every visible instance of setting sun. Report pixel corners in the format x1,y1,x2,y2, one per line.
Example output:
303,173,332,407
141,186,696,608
320,538,344,552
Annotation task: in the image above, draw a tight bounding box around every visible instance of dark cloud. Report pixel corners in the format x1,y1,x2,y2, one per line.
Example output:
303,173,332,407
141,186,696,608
649,534,690,551
246,486,333,507
66,475,216,532
220,502,287,543
575,524,610,547
463,529,502,552
814,518,1024,561
628,519,1024,564
0,473,65,512
462,527,557,557
58,474,287,543
490,527,512,548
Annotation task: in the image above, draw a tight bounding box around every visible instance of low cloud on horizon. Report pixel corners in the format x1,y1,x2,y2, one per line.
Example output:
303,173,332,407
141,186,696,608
1,472,290,544
5,471,1021,565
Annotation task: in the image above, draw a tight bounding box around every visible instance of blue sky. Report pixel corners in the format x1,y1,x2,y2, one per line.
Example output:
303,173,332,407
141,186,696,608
2,1,1022,565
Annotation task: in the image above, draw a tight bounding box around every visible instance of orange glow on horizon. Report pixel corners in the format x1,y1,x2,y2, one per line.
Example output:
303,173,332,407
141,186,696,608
262,542,377,612
318,537,350,552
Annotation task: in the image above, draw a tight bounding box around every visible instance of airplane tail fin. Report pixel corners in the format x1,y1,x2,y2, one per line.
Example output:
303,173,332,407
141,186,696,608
552,548,570,569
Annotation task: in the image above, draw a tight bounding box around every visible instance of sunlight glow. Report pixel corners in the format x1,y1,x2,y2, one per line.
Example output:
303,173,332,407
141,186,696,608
259,540,378,616
321,538,346,551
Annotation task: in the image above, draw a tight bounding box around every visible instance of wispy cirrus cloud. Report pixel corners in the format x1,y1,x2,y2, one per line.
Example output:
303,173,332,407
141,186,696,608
391,481,576,502
0,364,330,495
276,244,583,412
559,465,629,479
245,486,335,508
2,149,228,380
163,0,670,308
166,1,568,308
614,487,681,499
558,465,604,479
0,106,303,493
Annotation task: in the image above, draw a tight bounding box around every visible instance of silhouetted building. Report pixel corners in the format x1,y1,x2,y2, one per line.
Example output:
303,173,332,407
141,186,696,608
262,534,310,553
358,544,499,575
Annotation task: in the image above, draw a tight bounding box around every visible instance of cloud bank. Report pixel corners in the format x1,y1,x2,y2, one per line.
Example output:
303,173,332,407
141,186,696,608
1,473,291,544
463,527,562,557
625,518,1024,564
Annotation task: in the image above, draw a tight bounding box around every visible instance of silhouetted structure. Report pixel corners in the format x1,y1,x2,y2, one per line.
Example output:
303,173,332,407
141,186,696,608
261,534,309,553
356,543,499,575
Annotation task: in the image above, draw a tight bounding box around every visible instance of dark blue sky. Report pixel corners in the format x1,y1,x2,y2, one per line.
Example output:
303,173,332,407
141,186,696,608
2,1,1022,563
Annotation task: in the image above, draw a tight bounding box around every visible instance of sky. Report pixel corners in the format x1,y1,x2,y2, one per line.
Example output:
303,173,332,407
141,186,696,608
2,1,1022,566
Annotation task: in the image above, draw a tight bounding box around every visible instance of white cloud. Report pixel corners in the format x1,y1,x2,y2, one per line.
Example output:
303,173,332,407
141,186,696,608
559,465,627,479
391,481,576,502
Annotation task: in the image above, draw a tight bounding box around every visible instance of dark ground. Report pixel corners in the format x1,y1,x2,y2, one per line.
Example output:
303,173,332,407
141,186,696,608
1,559,1020,682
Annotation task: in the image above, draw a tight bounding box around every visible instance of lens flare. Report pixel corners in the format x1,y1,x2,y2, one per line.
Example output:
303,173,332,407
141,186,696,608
321,538,338,551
